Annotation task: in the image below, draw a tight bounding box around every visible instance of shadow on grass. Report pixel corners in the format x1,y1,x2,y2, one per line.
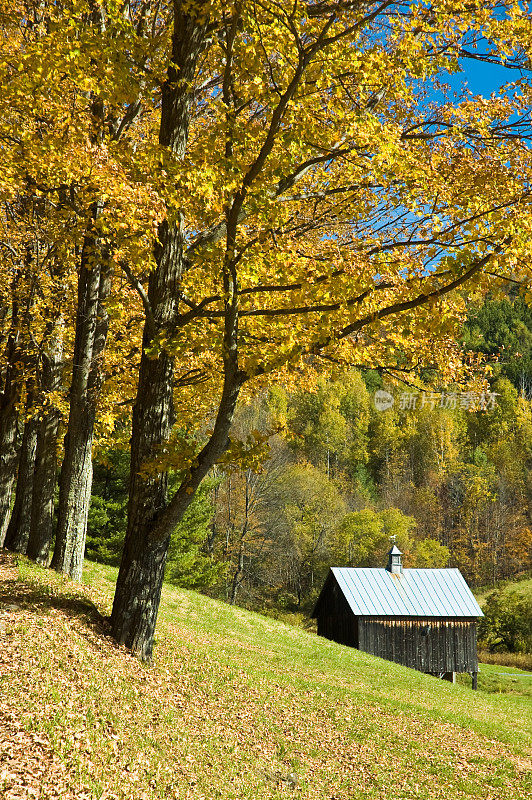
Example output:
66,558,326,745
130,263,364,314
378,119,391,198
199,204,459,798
0,551,112,640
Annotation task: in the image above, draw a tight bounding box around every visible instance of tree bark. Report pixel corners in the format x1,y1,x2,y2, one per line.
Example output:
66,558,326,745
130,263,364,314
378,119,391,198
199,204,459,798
110,5,213,660
51,217,111,580
27,329,64,564
229,542,245,606
229,473,249,605
109,293,178,658
0,283,22,546
0,404,19,547
4,410,38,554
112,350,243,658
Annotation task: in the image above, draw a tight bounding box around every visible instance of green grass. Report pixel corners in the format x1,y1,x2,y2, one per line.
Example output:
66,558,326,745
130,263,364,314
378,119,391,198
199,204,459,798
458,663,532,697
1,555,531,800
474,575,532,607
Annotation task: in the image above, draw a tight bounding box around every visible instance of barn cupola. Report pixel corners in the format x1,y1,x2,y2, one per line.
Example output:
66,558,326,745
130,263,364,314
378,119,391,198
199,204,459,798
386,544,403,574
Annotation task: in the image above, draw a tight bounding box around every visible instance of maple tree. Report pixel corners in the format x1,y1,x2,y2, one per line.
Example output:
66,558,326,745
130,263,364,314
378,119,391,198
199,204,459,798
1,0,532,659
110,0,532,659
0,0,155,572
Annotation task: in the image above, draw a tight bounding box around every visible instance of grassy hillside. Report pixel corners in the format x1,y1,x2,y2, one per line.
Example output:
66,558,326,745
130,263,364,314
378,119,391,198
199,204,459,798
0,553,530,800
474,576,532,607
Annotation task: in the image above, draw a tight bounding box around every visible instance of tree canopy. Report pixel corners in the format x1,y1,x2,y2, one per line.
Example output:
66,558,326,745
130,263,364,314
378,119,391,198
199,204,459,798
1,0,532,658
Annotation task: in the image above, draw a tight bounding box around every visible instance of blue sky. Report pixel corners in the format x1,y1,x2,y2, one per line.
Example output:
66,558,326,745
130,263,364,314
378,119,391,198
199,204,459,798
447,58,524,97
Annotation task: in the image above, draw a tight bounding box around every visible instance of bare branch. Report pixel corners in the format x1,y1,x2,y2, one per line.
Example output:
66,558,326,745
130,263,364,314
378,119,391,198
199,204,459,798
119,261,155,332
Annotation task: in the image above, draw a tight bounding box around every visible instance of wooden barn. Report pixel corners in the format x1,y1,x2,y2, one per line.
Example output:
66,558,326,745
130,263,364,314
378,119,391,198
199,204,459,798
312,546,483,687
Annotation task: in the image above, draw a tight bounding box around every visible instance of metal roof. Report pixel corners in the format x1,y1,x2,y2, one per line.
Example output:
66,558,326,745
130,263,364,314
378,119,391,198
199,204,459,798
315,567,483,618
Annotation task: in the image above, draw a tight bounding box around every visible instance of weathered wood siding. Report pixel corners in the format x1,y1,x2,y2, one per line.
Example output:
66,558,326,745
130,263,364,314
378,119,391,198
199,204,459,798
315,574,358,647
358,617,478,674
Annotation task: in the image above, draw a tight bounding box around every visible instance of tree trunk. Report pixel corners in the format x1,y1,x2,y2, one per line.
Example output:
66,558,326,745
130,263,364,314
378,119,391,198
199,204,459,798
229,545,245,605
206,472,219,554
4,411,38,553
51,217,111,580
0,404,19,547
230,474,249,605
0,292,22,547
27,330,64,565
110,8,214,660
112,354,243,658
109,303,177,658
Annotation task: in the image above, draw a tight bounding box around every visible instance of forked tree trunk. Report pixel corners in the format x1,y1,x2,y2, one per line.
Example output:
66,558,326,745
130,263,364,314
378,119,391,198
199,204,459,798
109,325,177,658
111,357,242,659
27,330,64,564
110,8,213,660
4,411,38,553
51,219,111,580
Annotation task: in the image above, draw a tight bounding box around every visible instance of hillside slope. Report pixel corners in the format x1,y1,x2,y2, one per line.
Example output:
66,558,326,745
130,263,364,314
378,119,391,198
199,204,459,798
0,553,530,800
475,576,532,607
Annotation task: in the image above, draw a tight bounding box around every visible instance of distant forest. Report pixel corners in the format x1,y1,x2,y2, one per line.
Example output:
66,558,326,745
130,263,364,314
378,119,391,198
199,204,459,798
87,293,532,613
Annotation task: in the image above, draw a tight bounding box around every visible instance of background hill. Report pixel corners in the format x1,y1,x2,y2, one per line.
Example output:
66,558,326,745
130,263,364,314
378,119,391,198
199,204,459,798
0,553,530,800
475,576,532,607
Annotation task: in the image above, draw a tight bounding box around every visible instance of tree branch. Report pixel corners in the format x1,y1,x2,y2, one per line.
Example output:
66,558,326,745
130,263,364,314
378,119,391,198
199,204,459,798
119,261,155,333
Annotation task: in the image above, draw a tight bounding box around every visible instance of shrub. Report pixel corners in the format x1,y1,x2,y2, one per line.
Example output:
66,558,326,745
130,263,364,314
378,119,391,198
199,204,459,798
478,589,532,653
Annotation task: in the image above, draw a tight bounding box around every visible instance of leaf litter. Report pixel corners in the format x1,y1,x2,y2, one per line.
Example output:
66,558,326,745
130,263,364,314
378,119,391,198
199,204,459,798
0,552,530,800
